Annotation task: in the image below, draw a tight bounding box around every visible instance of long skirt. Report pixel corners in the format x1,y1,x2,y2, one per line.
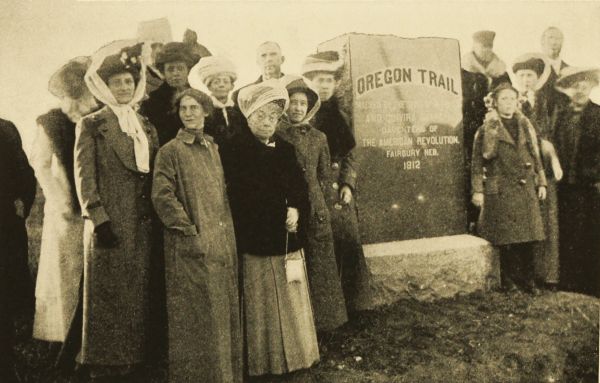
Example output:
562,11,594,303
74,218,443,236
243,251,319,376
558,184,600,295
33,208,83,342
533,180,559,284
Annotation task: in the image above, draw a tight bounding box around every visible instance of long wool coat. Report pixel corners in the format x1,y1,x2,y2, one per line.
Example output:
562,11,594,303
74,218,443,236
74,106,158,365
519,92,560,283
152,129,242,383
471,113,546,246
277,114,348,332
312,98,373,312
31,109,83,342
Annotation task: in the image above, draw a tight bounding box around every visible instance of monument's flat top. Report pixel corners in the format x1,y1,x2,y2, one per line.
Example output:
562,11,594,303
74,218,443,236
363,234,491,257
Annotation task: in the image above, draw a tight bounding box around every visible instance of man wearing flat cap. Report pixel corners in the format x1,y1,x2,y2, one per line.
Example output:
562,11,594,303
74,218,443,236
553,67,600,296
140,42,202,146
462,30,511,231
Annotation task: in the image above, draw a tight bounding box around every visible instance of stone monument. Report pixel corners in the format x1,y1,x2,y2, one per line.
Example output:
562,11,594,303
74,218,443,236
317,34,498,304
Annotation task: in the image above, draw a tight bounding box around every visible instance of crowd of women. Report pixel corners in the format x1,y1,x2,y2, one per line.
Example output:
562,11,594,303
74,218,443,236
462,28,600,299
1,24,598,383
2,33,374,383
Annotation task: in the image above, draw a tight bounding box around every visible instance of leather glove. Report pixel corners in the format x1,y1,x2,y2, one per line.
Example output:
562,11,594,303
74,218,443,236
95,221,119,248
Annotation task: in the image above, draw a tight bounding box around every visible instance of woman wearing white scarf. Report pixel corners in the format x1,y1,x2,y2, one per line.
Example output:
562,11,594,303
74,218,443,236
72,40,159,380
189,56,247,145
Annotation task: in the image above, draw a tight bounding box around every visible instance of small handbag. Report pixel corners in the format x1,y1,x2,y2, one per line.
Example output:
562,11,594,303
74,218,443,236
284,232,305,284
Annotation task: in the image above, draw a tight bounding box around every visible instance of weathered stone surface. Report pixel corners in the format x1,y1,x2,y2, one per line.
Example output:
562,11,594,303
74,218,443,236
318,33,466,243
358,234,499,307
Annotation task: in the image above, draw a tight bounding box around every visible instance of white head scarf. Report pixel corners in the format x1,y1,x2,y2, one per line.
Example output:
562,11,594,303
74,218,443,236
85,39,151,173
237,79,290,119
188,56,238,124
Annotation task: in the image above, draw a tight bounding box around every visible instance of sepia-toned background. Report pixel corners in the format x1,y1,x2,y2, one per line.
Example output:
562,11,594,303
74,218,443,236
1,0,599,148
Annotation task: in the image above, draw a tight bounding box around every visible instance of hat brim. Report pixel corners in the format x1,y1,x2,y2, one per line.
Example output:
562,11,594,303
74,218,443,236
556,68,600,89
48,56,91,99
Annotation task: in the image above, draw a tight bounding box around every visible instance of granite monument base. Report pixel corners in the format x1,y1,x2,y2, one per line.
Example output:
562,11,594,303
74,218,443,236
358,235,500,308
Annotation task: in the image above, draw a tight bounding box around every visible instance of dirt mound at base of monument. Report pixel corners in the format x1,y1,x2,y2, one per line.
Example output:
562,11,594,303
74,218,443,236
317,291,598,383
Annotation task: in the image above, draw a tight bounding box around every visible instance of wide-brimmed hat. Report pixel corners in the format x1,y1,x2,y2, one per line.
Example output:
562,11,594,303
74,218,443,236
48,56,91,99
155,42,200,72
556,67,600,90
96,42,144,84
188,56,237,89
302,51,343,78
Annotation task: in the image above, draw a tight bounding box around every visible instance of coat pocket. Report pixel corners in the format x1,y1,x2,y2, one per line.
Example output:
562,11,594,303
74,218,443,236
483,176,499,195
177,235,207,259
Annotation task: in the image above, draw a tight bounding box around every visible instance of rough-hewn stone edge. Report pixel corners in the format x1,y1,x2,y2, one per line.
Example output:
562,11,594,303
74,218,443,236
356,235,500,309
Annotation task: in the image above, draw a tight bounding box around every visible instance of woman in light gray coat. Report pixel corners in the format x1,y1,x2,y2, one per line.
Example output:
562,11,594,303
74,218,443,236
152,88,242,383
74,40,158,380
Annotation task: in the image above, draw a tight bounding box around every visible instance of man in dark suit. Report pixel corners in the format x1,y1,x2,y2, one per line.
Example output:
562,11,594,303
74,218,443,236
0,118,36,383
232,41,286,107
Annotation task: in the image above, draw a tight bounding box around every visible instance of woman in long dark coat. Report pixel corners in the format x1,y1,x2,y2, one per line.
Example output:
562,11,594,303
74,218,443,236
221,81,319,379
74,40,159,380
277,75,347,332
303,51,373,313
471,83,547,293
152,89,242,382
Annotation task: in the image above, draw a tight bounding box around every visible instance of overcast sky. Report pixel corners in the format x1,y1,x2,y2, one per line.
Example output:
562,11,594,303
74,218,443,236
1,0,599,147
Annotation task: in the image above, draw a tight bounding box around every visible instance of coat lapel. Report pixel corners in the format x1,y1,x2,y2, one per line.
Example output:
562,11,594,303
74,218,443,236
97,109,141,173
496,120,516,147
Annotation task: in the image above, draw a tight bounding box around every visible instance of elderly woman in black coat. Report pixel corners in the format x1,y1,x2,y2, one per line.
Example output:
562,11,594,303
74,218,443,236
471,83,547,293
220,80,319,380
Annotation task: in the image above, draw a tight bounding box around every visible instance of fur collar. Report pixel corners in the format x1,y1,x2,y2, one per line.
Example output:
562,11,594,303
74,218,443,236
462,51,507,79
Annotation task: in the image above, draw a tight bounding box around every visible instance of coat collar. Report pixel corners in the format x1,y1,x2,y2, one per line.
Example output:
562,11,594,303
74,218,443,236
176,128,212,147
462,51,507,79
485,113,531,147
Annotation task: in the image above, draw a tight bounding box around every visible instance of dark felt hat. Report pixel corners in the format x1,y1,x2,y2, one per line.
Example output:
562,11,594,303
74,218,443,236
473,30,496,47
48,56,91,99
512,57,546,77
155,42,200,72
96,43,143,84
491,82,518,98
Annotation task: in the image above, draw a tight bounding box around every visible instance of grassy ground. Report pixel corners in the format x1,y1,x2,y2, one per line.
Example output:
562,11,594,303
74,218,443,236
15,189,600,383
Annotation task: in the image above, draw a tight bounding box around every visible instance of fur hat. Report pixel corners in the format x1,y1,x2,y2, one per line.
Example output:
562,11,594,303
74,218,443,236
473,30,496,47
96,43,143,84
556,67,600,89
512,56,545,77
302,51,343,79
188,56,237,89
48,56,91,99
155,42,200,73
237,80,289,119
